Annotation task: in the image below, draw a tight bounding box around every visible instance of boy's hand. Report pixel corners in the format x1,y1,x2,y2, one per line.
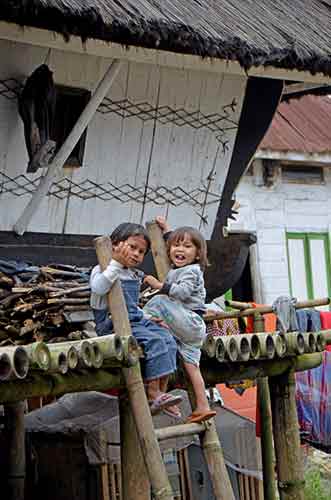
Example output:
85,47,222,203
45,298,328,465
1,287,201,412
155,216,171,234
112,241,132,267
144,275,163,290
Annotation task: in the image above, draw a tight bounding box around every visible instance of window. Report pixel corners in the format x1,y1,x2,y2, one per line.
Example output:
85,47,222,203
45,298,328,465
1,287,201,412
281,164,324,184
286,233,331,302
52,85,90,167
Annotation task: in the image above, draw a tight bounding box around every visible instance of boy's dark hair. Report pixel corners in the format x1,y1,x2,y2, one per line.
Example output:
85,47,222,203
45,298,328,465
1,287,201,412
110,223,151,253
166,226,209,271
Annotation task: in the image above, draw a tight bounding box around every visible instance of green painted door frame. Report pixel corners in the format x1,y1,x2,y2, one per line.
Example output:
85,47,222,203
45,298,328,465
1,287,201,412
286,232,331,300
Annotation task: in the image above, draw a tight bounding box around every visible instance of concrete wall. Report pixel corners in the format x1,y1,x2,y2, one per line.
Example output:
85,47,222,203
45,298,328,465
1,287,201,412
230,159,331,304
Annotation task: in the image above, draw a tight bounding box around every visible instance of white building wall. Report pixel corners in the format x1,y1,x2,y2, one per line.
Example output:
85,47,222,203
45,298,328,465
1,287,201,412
0,38,247,238
230,161,331,304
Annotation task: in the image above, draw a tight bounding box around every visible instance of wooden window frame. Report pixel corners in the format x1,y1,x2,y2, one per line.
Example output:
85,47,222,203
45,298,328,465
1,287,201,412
281,164,325,185
52,85,91,168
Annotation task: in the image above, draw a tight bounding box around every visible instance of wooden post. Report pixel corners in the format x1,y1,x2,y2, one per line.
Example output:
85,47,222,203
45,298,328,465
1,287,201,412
13,59,122,235
269,371,305,500
146,221,235,500
4,401,26,500
119,393,150,500
94,236,173,500
254,313,277,500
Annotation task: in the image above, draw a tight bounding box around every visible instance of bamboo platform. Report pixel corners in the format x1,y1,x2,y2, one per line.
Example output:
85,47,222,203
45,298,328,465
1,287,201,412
1,224,330,500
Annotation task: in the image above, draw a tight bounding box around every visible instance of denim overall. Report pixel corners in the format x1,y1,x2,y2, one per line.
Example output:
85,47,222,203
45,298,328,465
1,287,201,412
93,279,177,380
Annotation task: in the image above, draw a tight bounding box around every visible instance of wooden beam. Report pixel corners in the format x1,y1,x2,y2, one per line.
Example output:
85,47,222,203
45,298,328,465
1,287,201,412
4,402,26,500
13,59,122,235
269,371,305,500
119,393,150,500
1,21,331,83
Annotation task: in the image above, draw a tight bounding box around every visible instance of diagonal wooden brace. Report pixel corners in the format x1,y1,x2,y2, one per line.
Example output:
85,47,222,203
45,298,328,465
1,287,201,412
94,236,173,500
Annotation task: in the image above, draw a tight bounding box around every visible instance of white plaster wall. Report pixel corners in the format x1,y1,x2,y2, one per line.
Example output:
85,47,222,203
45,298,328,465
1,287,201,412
0,38,247,238
230,163,331,304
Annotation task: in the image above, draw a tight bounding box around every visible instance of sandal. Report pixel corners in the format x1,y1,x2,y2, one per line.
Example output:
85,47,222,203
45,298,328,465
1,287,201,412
149,393,183,416
186,410,216,424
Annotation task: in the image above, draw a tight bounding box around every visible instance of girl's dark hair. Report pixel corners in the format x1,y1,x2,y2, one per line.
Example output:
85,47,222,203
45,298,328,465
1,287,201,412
166,226,209,271
110,223,151,253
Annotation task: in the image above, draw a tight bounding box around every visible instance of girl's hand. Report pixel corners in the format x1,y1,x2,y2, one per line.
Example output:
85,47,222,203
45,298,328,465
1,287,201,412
150,317,169,329
112,241,131,267
144,275,163,290
155,216,171,233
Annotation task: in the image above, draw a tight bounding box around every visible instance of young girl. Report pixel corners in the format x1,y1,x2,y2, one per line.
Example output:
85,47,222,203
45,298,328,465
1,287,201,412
90,222,182,416
143,217,216,424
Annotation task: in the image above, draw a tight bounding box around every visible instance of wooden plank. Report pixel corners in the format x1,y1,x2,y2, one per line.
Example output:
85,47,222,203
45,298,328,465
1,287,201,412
100,464,111,500
183,448,194,500
238,473,245,500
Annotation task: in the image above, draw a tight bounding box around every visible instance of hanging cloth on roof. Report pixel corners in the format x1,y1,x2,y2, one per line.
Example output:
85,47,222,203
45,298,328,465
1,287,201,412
18,64,56,172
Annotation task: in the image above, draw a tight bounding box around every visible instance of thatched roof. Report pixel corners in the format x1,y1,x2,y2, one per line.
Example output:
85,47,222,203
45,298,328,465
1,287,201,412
2,1,331,76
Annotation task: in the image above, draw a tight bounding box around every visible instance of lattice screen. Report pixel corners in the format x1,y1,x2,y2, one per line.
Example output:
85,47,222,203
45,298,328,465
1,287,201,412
0,171,221,208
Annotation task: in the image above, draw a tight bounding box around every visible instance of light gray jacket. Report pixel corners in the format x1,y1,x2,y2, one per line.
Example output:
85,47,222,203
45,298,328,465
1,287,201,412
162,264,206,311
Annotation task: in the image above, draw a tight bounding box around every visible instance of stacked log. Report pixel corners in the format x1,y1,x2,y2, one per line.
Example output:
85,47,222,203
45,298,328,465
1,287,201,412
0,263,92,346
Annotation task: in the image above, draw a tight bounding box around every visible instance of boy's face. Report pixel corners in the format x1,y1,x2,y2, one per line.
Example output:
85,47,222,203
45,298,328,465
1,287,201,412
113,235,147,267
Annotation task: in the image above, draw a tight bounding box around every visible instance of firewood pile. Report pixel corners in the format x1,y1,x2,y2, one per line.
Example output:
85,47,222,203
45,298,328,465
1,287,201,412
0,261,94,346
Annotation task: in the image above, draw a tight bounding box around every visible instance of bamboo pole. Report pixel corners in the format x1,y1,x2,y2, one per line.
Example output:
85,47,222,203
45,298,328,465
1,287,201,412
285,332,305,355
94,236,174,500
269,371,305,500
255,314,277,500
25,342,51,371
302,332,316,353
155,422,206,441
206,297,330,321
201,353,322,387
13,59,122,235
5,346,29,379
146,220,235,500
0,353,323,404
4,401,26,500
91,333,124,362
0,352,12,380
0,368,124,403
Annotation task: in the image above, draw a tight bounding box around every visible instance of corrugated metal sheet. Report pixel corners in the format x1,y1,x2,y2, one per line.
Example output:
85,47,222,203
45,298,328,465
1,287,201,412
260,95,331,154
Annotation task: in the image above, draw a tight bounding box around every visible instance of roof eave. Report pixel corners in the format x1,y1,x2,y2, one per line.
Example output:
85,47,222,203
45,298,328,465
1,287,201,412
1,21,331,83
256,149,331,165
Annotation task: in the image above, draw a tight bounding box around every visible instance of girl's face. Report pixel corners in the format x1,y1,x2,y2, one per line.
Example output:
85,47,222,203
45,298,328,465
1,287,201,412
169,234,199,268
